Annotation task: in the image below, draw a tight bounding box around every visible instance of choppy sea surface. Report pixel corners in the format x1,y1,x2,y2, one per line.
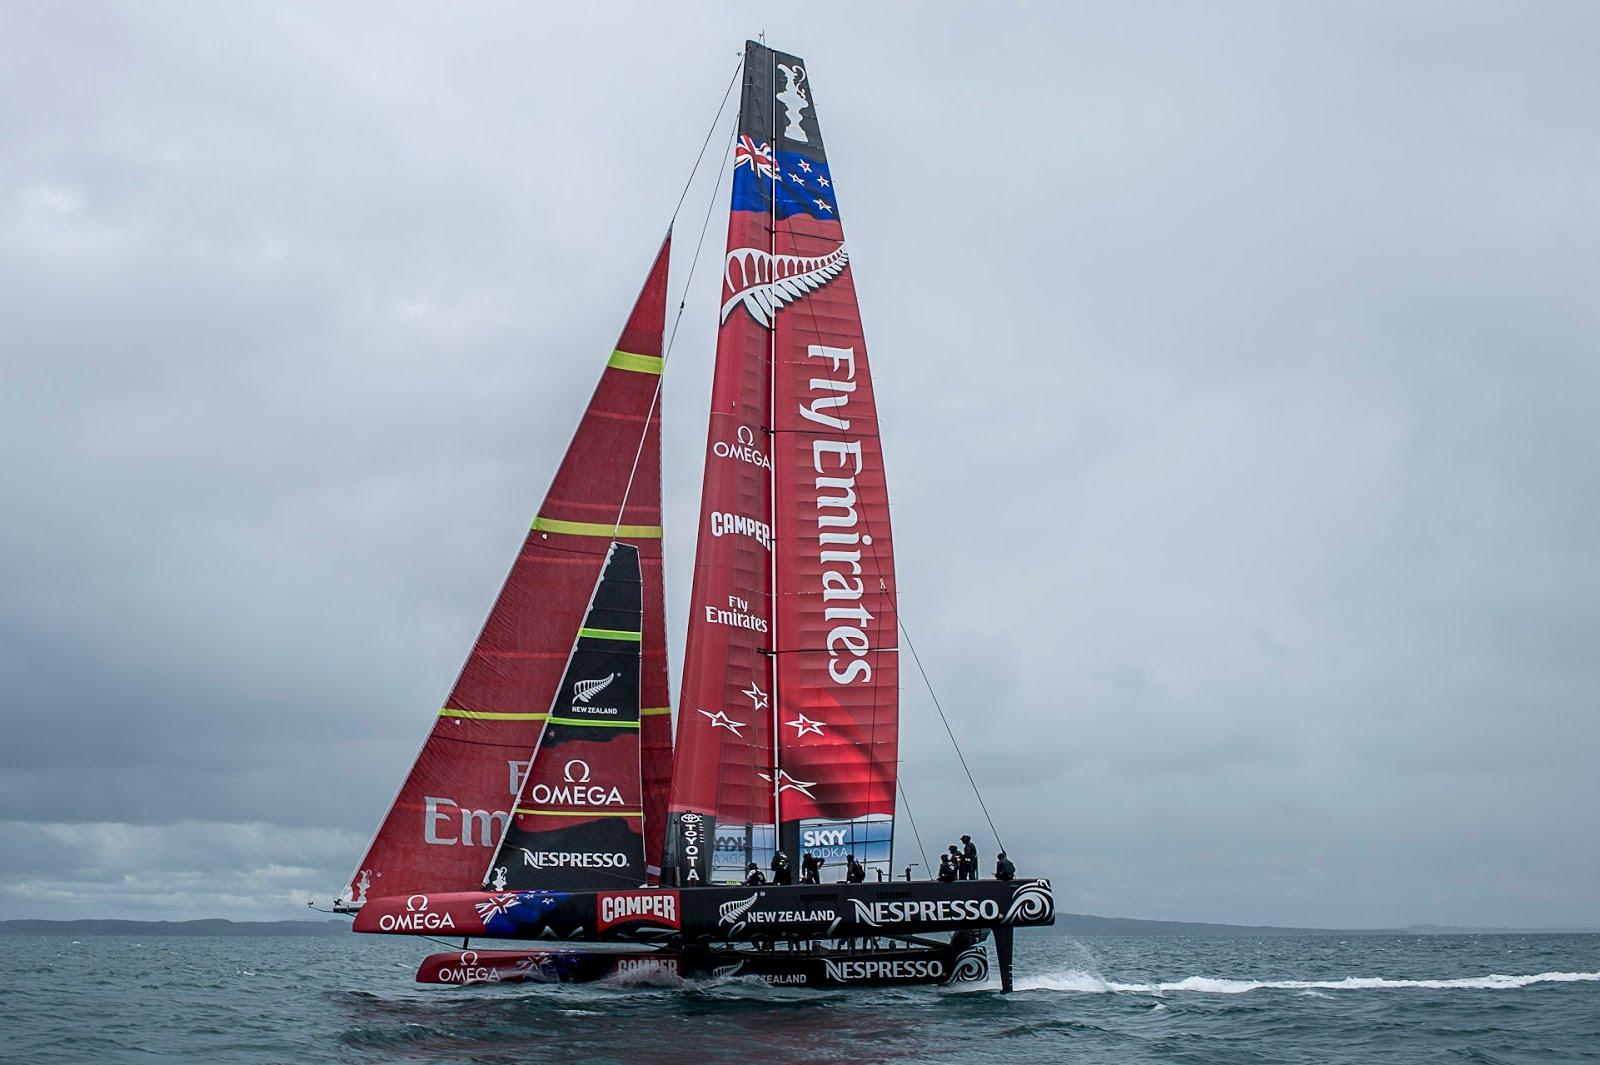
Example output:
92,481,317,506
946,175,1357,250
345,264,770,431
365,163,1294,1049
4,932,1596,1063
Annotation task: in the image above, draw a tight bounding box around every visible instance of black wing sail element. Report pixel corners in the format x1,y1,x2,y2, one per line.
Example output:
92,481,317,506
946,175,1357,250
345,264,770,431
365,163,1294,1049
488,543,648,891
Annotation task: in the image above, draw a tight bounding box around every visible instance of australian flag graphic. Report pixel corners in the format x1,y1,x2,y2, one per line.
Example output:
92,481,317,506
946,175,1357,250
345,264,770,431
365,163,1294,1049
730,135,839,222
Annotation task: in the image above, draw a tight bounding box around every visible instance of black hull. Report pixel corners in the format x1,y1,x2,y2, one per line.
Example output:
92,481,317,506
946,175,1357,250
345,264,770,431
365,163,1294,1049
353,878,1054,943
416,936,990,989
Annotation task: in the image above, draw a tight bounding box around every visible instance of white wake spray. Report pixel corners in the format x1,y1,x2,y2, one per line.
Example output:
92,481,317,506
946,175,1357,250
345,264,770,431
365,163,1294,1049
1016,970,1600,994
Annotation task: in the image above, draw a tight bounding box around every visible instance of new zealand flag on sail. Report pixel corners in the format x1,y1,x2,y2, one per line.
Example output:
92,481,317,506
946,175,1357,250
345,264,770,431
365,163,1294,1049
730,135,840,222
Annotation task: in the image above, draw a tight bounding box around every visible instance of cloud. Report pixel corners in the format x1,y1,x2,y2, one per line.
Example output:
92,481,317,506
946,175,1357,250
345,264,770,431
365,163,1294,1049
0,820,361,920
1,3,1596,925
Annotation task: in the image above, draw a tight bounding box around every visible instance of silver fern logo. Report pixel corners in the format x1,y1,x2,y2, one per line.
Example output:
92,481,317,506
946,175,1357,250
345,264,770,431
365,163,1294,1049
721,244,849,326
573,673,618,704
1003,880,1054,924
718,891,762,935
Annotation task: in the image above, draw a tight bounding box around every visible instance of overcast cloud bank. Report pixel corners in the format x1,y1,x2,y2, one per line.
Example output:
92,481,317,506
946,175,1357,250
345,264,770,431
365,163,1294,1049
2,2,1596,927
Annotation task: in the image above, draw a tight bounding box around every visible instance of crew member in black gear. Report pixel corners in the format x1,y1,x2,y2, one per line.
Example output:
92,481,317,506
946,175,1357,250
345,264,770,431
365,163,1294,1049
770,850,793,885
744,862,767,886
994,851,1015,881
937,853,957,883
960,834,979,880
845,854,866,883
800,851,822,884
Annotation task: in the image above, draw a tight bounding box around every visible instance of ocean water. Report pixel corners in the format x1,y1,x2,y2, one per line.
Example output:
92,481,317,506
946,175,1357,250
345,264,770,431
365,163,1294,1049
4,932,1596,1064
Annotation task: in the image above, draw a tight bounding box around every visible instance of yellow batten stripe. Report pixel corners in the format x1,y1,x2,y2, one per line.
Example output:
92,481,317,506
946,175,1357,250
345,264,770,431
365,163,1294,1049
578,626,641,642
531,515,663,539
439,708,548,721
516,808,643,818
607,349,664,375
641,706,673,716
547,715,640,729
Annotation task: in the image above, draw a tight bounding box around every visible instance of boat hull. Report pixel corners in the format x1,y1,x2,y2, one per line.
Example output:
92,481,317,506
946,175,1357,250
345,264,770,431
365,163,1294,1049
415,939,991,988
352,878,1053,944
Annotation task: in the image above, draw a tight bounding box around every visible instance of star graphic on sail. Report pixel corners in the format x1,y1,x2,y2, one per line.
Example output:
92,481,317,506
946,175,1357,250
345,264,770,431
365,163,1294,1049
759,768,817,799
698,708,747,736
786,713,825,738
742,682,768,712
729,144,837,222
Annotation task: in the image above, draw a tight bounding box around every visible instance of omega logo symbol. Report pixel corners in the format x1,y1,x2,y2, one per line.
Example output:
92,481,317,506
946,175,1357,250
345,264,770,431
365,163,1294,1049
712,424,771,469
460,950,479,965
563,759,592,784
406,894,430,912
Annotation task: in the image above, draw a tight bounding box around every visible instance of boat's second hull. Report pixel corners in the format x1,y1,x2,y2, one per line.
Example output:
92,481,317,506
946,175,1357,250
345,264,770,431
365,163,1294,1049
415,940,990,989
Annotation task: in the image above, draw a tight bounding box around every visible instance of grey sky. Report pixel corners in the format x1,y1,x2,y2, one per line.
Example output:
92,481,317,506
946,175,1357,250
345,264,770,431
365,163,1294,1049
2,2,1596,928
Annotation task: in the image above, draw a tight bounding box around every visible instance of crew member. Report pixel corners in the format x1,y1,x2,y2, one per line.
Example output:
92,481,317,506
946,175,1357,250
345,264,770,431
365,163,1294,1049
960,834,979,880
771,850,793,885
994,851,1015,881
845,854,866,883
800,851,822,885
745,862,767,886
937,853,957,883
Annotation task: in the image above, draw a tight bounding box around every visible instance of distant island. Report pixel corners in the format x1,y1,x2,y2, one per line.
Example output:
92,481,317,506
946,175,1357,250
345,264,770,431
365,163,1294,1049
0,918,351,937
4,915,1594,937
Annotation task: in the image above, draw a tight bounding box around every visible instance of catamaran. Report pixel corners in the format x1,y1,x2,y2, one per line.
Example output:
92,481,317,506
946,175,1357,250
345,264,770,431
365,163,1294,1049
335,39,1054,991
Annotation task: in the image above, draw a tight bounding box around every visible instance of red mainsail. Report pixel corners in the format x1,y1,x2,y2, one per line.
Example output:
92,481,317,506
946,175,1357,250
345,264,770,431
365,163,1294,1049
665,43,897,885
344,237,674,905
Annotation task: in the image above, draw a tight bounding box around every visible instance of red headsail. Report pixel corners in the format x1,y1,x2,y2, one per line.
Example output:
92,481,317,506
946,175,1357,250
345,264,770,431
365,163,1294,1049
344,236,674,905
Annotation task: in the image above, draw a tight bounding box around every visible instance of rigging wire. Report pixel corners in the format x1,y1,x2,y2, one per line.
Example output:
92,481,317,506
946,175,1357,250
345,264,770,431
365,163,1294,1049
898,615,1006,854
669,58,744,226
610,62,741,536
896,777,931,878
665,119,739,358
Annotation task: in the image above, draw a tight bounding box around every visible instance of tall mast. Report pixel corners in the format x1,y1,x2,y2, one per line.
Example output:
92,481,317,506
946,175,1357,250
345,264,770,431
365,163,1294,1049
766,43,784,842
